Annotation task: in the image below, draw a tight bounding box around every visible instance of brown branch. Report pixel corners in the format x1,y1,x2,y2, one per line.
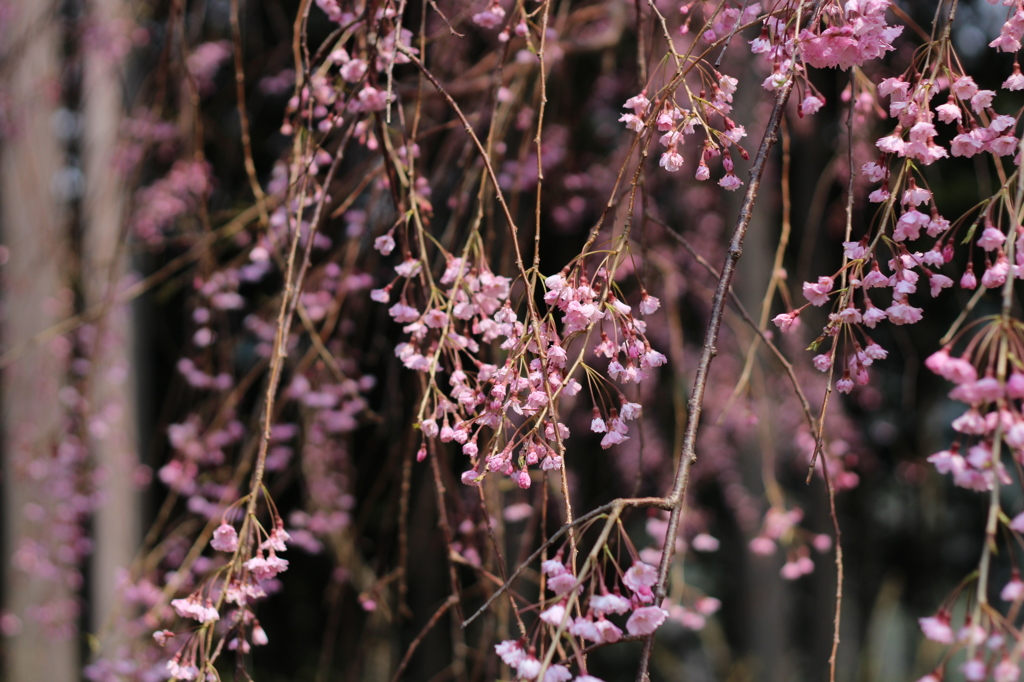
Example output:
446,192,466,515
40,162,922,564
388,595,460,682
229,0,269,226
658,224,817,432
633,52,814,682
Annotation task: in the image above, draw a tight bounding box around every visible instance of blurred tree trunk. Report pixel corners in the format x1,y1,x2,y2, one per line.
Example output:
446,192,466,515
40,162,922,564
0,1,77,680
81,0,140,649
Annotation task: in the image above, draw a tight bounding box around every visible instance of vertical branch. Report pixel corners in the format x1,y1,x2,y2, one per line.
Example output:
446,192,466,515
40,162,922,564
229,0,269,225
634,71,805,682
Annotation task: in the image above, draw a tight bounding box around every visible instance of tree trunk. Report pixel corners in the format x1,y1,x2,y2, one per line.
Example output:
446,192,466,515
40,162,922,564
1,1,78,679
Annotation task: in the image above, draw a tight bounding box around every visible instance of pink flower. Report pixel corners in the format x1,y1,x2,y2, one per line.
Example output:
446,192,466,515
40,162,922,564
245,552,289,580
495,640,525,667
373,234,395,255
978,227,1007,251
691,533,720,552
936,100,962,124
983,257,1010,288
834,306,862,324
626,606,669,635
594,617,622,643
862,306,887,328
166,660,198,680
894,209,929,241
1001,575,1024,602
1008,372,1024,398
356,86,388,112
996,659,1021,682
926,349,977,384
971,89,996,113
885,301,923,325
961,659,987,682
952,409,986,434
642,349,667,368
624,93,651,116
623,561,658,592
844,242,869,262
389,303,420,323
772,312,800,332
211,523,239,552
171,595,220,623
590,592,631,616
876,132,905,154
749,537,776,555
718,173,743,191
902,184,932,206
600,430,627,448
989,136,1018,156
548,572,578,596
1005,67,1024,91
539,603,567,626
868,188,890,203
659,150,684,172
541,559,567,577
813,354,832,371
951,131,986,157
929,274,953,297
620,402,642,420
953,76,979,100
340,59,367,83
861,162,887,183
541,666,572,682
516,656,542,680
800,94,824,117
928,215,951,237
639,293,660,315
802,276,834,306
918,613,954,644
424,309,448,328
394,259,422,278
568,616,601,642
619,113,644,133
153,630,174,646
472,3,506,29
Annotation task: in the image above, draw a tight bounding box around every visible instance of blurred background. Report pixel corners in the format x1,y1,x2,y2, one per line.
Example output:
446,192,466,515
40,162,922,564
1,1,1021,680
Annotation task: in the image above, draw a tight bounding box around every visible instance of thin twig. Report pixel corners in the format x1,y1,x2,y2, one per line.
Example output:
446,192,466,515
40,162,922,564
460,496,670,628
0,200,275,369
388,596,460,682
229,0,269,226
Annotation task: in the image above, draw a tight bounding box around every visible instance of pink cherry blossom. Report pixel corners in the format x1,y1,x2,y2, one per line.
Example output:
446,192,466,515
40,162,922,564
625,606,669,635
211,523,239,552
373,234,395,255
919,613,954,644
802,276,834,306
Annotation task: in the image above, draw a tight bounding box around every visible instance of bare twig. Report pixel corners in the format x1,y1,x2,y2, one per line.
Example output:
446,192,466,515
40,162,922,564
388,596,460,682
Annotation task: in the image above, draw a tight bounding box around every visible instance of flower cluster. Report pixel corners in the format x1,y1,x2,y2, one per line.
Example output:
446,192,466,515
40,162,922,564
494,558,672,681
